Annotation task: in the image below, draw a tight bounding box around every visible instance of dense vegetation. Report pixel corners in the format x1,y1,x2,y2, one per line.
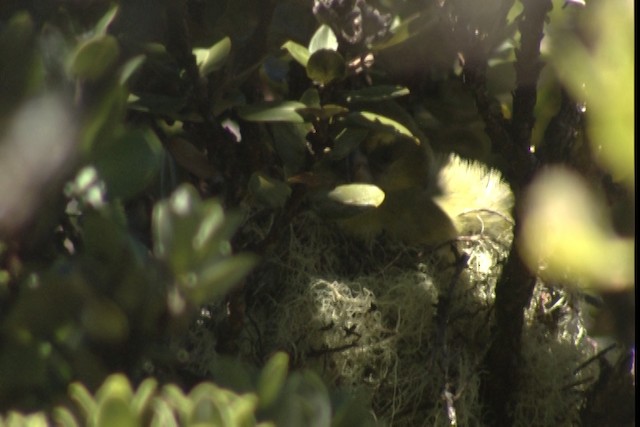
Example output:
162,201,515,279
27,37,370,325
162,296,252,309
0,0,634,426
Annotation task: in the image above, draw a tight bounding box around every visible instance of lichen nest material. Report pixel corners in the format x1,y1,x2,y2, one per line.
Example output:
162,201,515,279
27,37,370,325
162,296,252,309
232,211,598,426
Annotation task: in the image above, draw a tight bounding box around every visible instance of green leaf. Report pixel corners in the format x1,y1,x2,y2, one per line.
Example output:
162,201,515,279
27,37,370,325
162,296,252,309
249,173,292,209
0,12,41,115
127,93,190,118
328,127,369,160
152,185,204,271
296,104,349,122
228,394,259,427
370,14,430,51
69,383,97,419
119,54,145,85
132,378,158,417
349,111,419,143
237,101,307,123
95,396,137,427
93,128,163,200
69,34,119,81
191,254,258,304
300,88,321,107
95,374,134,403
194,36,232,77
167,137,215,179
258,352,289,408
313,183,386,219
309,24,338,53
281,40,310,67
270,122,313,175
342,85,410,102
306,49,346,85
328,183,385,208
52,407,81,427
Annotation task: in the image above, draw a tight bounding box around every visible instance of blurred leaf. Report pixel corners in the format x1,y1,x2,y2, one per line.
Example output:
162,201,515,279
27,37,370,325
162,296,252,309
69,34,120,81
249,172,292,209
95,374,134,403
308,24,338,53
167,137,215,179
370,14,422,51
152,185,206,270
95,396,137,427
131,378,158,418
550,0,634,190
69,382,98,420
281,40,310,68
521,167,634,290
119,54,146,85
237,101,307,123
341,85,410,102
0,12,41,116
188,395,228,425
52,407,81,427
81,298,129,345
194,36,232,77
152,184,256,304
306,49,346,85
258,352,289,409
348,111,419,143
228,394,259,427
93,128,163,200
192,254,257,304
276,371,332,427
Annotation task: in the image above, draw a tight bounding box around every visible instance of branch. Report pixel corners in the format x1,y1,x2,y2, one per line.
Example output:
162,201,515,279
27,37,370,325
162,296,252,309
463,1,552,425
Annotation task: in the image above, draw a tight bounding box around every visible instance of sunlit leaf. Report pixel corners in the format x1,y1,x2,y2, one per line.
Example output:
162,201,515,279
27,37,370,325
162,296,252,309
228,394,259,426
549,0,634,190
349,111,419,143
95,396,137,427
237,101,306,123
521,167,634,290
281,40,310,67
313,183,386,219
194,36,232,77
328,183,385,207
308,24,338,53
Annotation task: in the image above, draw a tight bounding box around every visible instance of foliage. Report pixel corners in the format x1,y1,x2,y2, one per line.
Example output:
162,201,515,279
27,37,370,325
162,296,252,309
0,352,374,427
0,0,634,426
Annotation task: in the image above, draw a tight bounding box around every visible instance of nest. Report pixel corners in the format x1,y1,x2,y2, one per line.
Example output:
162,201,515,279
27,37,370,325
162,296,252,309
219,210,600,426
